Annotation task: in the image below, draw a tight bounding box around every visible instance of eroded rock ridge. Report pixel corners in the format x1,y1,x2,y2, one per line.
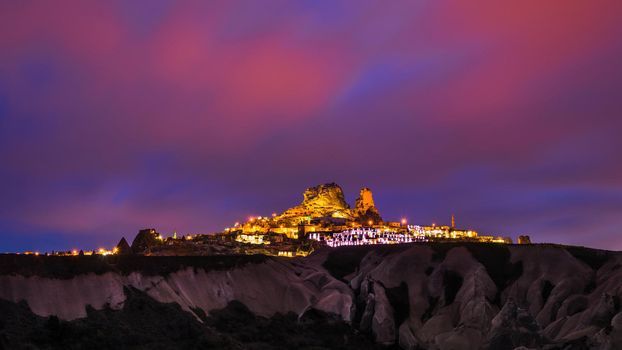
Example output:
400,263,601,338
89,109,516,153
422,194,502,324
1,244,620,349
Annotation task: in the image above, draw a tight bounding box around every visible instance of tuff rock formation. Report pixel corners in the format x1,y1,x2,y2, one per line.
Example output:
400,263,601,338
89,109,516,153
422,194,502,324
1,243,620,349
115,237,132,255
278,183,353,223
275,183,385,226
130,228,161,254
354,187,383,224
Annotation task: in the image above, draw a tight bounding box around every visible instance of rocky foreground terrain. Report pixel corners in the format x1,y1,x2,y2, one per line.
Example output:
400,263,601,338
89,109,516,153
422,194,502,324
1,243,621,349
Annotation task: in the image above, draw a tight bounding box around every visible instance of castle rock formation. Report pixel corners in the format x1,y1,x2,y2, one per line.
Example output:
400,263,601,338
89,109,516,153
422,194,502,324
277,183,353,224
275,183,385,226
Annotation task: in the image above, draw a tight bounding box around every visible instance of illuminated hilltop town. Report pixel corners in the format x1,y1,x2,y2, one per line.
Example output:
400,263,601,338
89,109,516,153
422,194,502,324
32,183,530,257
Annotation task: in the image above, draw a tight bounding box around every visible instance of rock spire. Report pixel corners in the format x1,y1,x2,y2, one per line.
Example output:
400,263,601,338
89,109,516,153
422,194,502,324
354,187,382,224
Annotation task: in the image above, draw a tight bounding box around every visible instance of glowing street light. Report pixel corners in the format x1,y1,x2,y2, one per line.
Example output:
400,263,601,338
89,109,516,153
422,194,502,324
401,218,407,225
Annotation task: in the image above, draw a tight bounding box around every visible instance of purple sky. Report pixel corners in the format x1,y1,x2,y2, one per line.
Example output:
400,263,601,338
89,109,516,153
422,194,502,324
1,1,622,252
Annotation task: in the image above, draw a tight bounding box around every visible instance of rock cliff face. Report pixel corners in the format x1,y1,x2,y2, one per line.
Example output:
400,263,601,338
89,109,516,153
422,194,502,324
278,183,353,223
354,187,383,224
276,183,386,226
130,228,161,254
1,244,621,349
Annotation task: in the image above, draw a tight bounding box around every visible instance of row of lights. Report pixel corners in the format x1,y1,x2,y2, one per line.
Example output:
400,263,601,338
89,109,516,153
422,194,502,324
21,247,118,256
244,216,409,225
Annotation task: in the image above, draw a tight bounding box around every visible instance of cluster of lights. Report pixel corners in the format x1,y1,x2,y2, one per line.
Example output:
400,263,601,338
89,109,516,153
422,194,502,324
247,215,276,223
236,234,268,245
316,228,425,248
21,246,120,256
97,247,118,256
21,251,41,256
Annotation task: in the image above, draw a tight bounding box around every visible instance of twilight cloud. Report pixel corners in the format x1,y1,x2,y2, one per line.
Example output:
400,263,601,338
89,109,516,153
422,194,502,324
0,1,621,252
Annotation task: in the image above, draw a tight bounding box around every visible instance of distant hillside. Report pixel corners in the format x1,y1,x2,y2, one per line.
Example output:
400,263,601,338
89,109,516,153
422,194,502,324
1,243,621,349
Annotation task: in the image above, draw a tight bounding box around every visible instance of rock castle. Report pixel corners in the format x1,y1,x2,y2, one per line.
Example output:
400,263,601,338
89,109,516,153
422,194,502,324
236,183,384,239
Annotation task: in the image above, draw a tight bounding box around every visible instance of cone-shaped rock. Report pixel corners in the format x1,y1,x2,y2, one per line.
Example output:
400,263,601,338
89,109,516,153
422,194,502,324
116,237,132,255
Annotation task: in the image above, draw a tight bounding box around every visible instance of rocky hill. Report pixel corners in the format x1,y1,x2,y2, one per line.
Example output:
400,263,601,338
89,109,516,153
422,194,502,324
278,183,353,224
1,243,621,349
273,183,385,227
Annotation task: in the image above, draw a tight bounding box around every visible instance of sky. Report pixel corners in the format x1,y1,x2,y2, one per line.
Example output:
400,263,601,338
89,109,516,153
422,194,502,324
1,1,622,252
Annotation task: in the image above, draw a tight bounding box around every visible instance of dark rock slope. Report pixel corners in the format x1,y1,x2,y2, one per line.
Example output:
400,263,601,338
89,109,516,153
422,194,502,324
1,243,621,349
